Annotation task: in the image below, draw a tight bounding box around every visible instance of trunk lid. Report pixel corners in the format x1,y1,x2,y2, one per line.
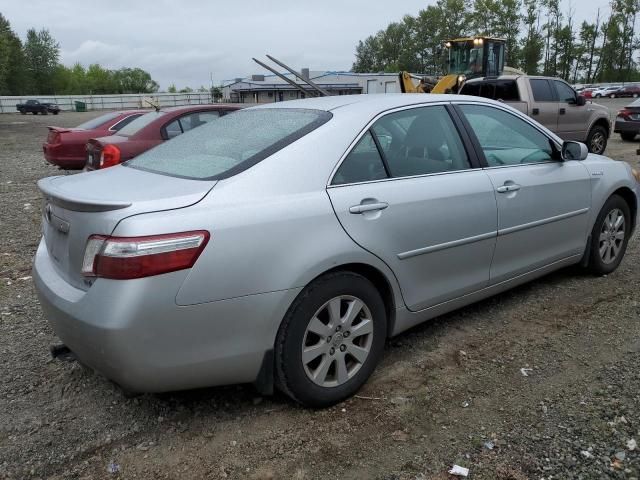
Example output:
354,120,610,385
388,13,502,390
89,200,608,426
38,166,216,290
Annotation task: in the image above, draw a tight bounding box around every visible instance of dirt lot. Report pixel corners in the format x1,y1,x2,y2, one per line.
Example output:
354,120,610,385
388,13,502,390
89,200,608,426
1,101,639,480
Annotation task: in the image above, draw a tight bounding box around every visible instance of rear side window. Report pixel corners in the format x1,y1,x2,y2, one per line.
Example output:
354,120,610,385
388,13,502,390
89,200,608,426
373,106,470,177
460,80,519,101
332,132,387,185
127,108,332,180
529,79,556,102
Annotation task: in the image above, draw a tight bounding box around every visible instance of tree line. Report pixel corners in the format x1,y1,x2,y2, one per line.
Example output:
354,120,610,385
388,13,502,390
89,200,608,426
352,0,640,84
0,13,159,95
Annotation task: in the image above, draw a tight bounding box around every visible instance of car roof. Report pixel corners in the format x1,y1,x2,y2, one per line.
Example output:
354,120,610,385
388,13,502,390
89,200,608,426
247,93,500,114
159,103,245,113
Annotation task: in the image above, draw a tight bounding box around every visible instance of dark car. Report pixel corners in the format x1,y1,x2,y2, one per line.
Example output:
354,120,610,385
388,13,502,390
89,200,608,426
16,99,60,115
43,110,147,169
84,104,244,170
614,98,640,140
614,84,640,98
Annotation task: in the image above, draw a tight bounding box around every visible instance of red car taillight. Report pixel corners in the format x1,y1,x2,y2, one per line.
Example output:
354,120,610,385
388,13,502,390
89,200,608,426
99,144,121,169
618,109,633,119
82,231,210,280
47,131,61,144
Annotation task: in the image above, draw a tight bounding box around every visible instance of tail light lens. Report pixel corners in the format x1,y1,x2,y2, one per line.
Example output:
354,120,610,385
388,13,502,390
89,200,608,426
618,109,632,119
82,231,209,279
47,131,61,144
99,144,121,169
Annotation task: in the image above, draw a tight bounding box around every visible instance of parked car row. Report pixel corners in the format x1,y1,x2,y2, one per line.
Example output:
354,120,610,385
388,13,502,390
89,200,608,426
34,93,640,407
579,84,640,99
43,104,243,170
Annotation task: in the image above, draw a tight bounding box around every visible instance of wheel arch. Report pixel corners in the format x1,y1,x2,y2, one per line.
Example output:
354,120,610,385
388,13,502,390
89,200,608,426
612,186,638,233
589,117,611,138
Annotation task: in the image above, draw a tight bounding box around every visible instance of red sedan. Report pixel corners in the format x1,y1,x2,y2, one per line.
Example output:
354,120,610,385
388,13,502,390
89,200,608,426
43,110,147,169
84,104,244,171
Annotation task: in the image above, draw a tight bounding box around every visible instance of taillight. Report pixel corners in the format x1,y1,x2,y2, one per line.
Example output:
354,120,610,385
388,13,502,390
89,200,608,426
99,144,121,169
82,231,210,280
618,109,632,119
47,131,61,144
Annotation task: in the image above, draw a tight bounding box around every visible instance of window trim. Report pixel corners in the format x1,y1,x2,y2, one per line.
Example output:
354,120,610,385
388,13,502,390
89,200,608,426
451,102,563,169
108,113,144,132
327,102,480,188
553,79,578,104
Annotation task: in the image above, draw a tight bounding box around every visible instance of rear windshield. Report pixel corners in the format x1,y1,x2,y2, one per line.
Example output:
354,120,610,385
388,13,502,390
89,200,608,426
118,111,166,136
126,108,332,180
76,111,122,130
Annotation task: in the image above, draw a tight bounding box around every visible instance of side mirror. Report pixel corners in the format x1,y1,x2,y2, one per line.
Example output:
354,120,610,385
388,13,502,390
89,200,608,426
562,141,589,161
576,95,586,106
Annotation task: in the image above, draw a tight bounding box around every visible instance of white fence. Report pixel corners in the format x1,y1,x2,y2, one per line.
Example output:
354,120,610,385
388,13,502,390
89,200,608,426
0,92,215,113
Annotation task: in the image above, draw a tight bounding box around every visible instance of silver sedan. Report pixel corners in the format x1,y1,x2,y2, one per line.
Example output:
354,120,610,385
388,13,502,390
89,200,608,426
33,94,640,407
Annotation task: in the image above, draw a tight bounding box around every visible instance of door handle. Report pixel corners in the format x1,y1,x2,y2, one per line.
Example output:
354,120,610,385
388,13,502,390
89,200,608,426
559,108,566,114
349,202,389,214
532,108,539,115
496,184,521,193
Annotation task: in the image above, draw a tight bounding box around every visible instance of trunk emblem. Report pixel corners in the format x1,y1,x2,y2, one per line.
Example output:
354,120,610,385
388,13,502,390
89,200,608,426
45,203,70,234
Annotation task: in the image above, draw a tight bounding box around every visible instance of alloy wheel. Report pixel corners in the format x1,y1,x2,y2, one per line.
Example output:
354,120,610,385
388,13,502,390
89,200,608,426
598,208,625,264
590,132,605,154
301,295,374,387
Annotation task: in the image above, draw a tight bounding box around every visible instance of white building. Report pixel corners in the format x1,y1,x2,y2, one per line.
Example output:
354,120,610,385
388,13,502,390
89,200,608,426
222,70,402,103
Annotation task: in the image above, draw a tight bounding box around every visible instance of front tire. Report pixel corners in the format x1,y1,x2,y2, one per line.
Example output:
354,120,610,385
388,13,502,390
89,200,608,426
587,195,631,275
586,125,608,154
275,272,387,408
610,94,616,98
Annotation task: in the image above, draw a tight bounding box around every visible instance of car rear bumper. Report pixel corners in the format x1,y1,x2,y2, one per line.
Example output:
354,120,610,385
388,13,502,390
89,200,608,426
614,119,640,134
43,144,86,169
33,239,301,393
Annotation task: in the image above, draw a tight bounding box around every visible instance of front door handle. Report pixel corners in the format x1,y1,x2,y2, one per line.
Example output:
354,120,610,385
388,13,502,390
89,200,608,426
349,202,389,214
496,184,521,193
532,108,540,115
559,108,566,114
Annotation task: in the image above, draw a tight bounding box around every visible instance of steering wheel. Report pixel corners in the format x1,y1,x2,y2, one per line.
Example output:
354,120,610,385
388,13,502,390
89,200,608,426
519,150,547,164
486,153,505,166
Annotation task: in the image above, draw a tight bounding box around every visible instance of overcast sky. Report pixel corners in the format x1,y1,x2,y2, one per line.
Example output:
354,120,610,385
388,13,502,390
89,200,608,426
1,0,610,89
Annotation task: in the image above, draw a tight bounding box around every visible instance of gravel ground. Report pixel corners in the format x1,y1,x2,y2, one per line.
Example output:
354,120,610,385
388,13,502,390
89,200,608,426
0,100,639,480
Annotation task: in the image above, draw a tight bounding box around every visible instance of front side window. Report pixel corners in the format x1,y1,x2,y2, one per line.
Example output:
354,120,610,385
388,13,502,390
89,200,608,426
529,79,556,102
554,80,577,103
127,108,331,180
459,104,555,166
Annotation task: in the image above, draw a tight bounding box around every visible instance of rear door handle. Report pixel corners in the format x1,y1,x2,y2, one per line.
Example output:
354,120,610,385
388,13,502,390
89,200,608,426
496,184,521,193
532,108,539,115
349,202,389,214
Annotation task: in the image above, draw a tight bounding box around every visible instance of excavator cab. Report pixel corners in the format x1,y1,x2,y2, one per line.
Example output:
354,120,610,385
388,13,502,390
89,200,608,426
399,36,506,94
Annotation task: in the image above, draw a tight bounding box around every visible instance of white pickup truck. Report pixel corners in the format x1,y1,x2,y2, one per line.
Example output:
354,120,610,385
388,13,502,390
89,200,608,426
460,75,611,154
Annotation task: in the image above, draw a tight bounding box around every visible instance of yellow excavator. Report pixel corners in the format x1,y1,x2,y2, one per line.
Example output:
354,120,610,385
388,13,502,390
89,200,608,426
400,36,508,94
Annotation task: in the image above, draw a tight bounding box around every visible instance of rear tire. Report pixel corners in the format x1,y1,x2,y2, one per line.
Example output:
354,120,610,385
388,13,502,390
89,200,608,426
634,93,639,98
620,132,637,141
610,94,616,98
275,272,387,408
586,195,631,275
586,125,608,154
